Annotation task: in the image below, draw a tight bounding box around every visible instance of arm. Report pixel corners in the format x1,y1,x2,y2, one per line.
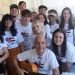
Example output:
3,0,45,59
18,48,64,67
65,62,72,72
13,57,25,75
0,47,9,63
19,43,24,52
52,67,60,75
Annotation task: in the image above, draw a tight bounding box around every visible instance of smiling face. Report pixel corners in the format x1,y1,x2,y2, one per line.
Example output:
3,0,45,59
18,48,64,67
32,21,44,34
5,19,12,28
10,8,19,17
38,14,45,23
21,15,31,25
54,32,64,46
63,9,70,22
19,3,26,12
34,35,46,55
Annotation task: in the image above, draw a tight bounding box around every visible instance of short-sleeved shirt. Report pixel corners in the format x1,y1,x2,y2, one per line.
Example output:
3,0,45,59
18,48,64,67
3,31,24,49
15,21,32,50
66,42,75,62
0,42,7,55
56,42,75,63
17,48,59,75
49,23,59,34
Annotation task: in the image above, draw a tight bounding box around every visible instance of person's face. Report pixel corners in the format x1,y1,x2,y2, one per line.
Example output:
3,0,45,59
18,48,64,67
63,9,70,22
31,13,37,21
10,8,19,17
35,36,46,55
54,32,64,46
39,8,47,15
5,20,12,28
32,22,42,34
19,3,26,12
38,15,45,23
48,15,56,23
21,16,31,25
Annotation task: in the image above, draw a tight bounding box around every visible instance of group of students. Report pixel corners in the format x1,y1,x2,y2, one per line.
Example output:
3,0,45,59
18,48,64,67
0,0,75,75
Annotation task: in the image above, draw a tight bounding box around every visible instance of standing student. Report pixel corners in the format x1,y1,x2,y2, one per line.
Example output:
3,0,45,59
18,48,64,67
60,7,75,45
0,32,9,75
14,34,59,75
37,13,52,39
18,1,26,20
51,28,75,73
38,5,47,15
31,11,37,22
1,14,24,75
48,9,59,34
10,4,19,22
15,9,32,51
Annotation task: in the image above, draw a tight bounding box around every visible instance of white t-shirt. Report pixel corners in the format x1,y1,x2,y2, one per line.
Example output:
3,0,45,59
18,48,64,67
3,31,24,49
0,42,7,55
45,24,52,39
15,21,32,35
15,21,32,50
56,42,75,63
49,23,59,34
17,48,59,75
65,29,75,45
66,42,75,62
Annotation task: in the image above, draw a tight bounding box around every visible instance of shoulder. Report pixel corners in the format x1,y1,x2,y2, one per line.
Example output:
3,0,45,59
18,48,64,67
67,42,75,51
17,49,35,61
1,42,7,48
45,48,56,57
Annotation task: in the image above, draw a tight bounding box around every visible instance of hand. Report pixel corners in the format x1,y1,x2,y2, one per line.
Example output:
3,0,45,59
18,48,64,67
0,58,3,63
17,69,27,75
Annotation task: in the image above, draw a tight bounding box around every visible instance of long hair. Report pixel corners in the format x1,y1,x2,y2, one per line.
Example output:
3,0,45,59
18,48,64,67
51,28,67,57
60,7,74,29
1,14,17,36
0,30,3,43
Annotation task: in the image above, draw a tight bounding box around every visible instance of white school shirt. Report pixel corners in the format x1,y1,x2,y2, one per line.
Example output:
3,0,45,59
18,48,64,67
17,48,59,75
3,31,24,49
15,21,33,50
64,23,75,44
0,42,7,55
57,42,75,63
49,23,59,34
66,29,74,44
66,42,75,62
45,24,52,39
15,21,32,35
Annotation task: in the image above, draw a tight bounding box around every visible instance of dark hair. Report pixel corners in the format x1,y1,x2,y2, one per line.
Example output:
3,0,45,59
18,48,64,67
51,28,67,57
18,1,26,6
39,5,47,10
60,7,74,29
0,23,4,43
1,14,17,36
21,9,31,17
0,30,3,43
37,13,48,25
48,9,58,14
10,4,18,10
48,9,59,24
31,11,37,14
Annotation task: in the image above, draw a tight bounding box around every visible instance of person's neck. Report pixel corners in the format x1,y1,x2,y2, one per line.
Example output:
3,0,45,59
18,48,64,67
65,20,69,24
49,21,56,25
21,21,29,27
6,28,10,31
37,51,44,56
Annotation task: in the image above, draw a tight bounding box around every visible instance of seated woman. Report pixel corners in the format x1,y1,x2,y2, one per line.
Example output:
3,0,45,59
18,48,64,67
0,33,9,75
51,28,75,74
